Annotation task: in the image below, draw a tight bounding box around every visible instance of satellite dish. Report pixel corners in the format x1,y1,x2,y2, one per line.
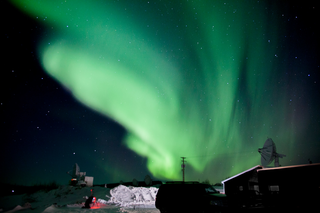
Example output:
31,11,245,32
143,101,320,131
73,163,80,177
258,138,286,167
67,163,81,178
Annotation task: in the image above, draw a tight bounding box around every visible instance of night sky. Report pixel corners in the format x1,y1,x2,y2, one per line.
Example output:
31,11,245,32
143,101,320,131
2,0,319,186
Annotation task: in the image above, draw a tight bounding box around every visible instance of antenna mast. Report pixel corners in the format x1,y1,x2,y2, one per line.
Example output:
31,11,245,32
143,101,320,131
181,157,186,182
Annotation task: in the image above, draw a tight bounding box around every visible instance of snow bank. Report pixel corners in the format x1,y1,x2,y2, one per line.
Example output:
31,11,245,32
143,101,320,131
3,202,31,213
0,186,111,213
1,185,159,212
108,185,158,208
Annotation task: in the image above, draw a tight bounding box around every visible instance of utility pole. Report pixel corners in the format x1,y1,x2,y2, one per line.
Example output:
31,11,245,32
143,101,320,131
181,157,186,182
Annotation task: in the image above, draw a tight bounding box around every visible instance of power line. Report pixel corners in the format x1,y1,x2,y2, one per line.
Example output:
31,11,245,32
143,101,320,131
185,150,257,159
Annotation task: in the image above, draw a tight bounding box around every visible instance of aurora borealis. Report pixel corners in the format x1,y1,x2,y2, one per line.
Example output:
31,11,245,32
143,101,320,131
2,1,319,185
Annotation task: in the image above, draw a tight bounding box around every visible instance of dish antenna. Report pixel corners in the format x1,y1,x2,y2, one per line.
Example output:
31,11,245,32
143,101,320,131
258,138,286,167
67,163,86,185
67,163,83,178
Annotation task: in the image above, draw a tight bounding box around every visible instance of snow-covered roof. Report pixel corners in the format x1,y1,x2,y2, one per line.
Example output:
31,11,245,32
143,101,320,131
257,163,320,172
221,165,262,184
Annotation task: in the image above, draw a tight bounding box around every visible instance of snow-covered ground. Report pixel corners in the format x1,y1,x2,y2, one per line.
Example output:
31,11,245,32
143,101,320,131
0,185,161,213
0,184,226,213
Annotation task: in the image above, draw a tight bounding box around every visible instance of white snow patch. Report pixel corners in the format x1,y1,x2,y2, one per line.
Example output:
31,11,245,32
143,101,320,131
108,185,159,208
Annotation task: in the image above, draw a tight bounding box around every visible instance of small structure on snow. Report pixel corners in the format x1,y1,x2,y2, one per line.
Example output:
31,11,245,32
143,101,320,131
67,163,94,187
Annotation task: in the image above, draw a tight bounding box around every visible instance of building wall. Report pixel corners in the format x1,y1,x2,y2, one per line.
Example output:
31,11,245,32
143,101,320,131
224,168,260,196
222,164,320,208
257,163,320,206
85,176,94,187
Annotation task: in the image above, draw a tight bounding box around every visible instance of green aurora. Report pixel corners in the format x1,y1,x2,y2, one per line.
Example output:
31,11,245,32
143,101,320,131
10,0,306,181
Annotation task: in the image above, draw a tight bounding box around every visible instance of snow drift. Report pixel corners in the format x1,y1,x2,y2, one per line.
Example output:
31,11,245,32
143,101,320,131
108,185,159,208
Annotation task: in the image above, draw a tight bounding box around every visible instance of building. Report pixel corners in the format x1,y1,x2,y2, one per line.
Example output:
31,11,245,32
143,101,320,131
257,163,320,208
221,165,263,207
221,163,320,209
84,176,94,187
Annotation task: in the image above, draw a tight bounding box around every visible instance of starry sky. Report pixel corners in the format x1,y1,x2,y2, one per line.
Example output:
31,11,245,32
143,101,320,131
2,0,319,186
